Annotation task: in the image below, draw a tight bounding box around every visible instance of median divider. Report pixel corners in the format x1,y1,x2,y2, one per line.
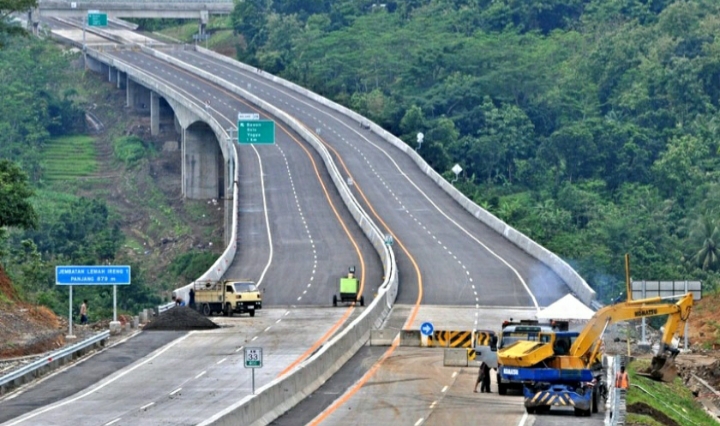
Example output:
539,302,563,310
126,45,399,425
370,329,398,346
191,44,596,306
443,348,470,367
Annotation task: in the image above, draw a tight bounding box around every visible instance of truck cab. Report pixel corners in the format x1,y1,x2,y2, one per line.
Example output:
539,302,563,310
496,320,567,395
195,279,262,317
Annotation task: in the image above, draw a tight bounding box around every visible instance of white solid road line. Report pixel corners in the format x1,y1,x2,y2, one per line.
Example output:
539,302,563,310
414,418,424,426
517,411,529,426
5,333,192,425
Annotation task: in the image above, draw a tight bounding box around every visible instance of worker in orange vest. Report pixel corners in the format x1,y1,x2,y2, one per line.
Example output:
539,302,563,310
615,365,629,389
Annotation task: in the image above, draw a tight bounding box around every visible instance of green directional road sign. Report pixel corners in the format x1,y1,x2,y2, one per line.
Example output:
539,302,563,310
238,120,275,144
87,11,108,27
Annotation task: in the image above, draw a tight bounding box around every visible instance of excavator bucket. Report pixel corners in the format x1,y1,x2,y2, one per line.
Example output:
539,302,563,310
641,356,677,382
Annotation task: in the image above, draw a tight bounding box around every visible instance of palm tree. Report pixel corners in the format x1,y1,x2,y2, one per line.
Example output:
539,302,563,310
688,214,720,271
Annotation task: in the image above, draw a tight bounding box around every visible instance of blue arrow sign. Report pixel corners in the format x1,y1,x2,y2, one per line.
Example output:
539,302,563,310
420,322,434,336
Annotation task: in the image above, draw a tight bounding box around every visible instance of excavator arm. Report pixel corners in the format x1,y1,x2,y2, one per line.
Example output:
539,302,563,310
570,293,693,364
498,293,693,375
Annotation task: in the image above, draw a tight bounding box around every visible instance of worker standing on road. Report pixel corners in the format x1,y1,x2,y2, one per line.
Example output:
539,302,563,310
474,361,492,393
616,365,629,389
189,288,196,310
480,362,492,393
80,300,88,326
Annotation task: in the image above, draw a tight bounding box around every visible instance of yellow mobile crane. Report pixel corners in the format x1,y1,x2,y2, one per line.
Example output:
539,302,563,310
499,255,695,415
497,292,693,415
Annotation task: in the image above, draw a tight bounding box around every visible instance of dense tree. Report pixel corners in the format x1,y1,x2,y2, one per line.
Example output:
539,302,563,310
0,0,37,46
0,159,37,231
232,0,720,299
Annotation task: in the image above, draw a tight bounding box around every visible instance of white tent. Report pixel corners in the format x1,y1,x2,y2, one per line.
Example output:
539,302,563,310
536,294,595,321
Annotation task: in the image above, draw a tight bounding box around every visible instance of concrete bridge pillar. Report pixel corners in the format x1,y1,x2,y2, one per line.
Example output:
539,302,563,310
182,123,220,199
224,157,234,245
117,70,123,89
150,91,160,136
108,66,116,84
126,77,135,108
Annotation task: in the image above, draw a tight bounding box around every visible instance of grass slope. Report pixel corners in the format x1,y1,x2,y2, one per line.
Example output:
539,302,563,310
627,360,716,426
43,135,97,181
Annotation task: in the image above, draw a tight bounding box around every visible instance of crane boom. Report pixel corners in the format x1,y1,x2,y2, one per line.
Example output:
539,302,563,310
569,293,693,366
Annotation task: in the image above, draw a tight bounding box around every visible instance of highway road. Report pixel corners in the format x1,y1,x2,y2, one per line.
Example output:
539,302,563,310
147,53,579,425
161,47,571,316
1,23,386,426
1,309,351,426
14,24,590,425
104,48,384,306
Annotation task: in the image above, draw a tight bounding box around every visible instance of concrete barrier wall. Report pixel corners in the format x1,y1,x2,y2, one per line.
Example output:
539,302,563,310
444,349,469,367
192,45,596,306
85,47,240,305
201,274,396,426
141,44,398,304
130,46,401,425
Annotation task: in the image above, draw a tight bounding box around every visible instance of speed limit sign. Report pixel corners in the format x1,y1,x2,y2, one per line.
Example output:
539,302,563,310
244,347,263,368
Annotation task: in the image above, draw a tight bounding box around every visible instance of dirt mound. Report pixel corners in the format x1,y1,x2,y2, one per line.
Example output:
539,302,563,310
143,307,219,331
627,402,681,426
0,306,66,358
0,265,18,301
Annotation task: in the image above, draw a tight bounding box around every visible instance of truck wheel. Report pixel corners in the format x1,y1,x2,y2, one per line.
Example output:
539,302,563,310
498,382,507,396
202,304,211,316
250,310,255,317
332,295,337,307
360,296,364,307
592,387,598,413
574,408,590,417
525,406,535,414
536,406,550,414
225,303,233,317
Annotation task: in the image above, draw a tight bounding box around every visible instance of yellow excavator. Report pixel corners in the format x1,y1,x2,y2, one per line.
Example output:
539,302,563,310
497,292,693,415
499,292,693,376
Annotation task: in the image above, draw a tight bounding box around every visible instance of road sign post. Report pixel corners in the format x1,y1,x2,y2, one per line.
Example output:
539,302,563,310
56,266,131,337
244,347,263,394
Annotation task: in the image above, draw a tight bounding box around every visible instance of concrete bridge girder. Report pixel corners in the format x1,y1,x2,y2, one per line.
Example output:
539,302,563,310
87,51,235,242
125,80,230,202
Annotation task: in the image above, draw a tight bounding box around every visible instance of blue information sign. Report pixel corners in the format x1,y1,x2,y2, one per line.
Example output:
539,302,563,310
420,322,434,336
56,266,131,285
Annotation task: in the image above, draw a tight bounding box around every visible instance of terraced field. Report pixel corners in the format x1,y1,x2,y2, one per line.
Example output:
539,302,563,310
43,135,97,181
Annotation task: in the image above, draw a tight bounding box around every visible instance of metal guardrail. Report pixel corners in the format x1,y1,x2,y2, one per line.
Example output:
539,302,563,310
0,331,110,389
158,302,175,314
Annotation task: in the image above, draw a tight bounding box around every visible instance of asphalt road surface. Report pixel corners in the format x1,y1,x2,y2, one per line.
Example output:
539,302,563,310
2,308,352,426
106,49,384,307
161,48,571,315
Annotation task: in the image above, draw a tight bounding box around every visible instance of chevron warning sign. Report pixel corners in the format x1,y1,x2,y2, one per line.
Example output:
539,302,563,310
428,330,473,348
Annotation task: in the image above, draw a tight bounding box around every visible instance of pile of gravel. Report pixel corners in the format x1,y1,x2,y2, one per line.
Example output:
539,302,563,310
144,307,219,331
